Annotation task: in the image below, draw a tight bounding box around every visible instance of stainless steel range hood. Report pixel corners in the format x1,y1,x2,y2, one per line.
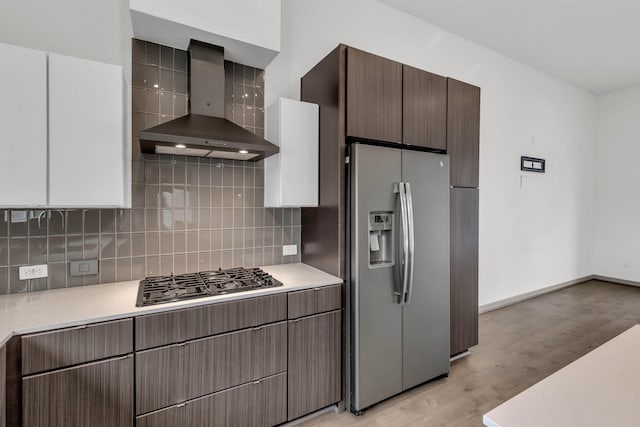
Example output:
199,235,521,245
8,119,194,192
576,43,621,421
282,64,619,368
139,40,278,161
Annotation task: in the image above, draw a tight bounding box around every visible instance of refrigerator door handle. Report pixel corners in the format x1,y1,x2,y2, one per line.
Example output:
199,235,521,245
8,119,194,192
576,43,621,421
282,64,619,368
394,182,410,304
404,182,415,304
393,183,403,302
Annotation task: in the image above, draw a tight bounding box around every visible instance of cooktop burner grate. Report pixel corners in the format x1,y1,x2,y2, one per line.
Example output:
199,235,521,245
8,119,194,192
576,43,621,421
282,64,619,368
136,267,282,307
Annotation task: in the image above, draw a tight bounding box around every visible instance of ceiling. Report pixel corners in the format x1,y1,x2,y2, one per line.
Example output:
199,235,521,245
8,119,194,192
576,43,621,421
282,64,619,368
379,0,640,94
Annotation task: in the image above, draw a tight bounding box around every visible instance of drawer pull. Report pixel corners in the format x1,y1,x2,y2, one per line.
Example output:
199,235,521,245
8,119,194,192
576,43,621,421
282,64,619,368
253,380,262,385
176,342,189,347
253,326,264,332
314,288,322,291
176,403,187,408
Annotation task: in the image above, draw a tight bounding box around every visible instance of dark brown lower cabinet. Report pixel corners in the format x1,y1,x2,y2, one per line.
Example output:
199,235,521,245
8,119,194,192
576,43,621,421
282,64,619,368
136,322,287,415
288,310,341,421
136,372,287,427
22,355,133,427
450,188,479,356
1,344,5,427
288,284,342,319
135,294,287,351
21,318,133,376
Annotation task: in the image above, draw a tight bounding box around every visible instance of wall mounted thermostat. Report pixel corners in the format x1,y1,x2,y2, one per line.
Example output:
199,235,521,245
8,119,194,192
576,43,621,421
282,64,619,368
521,156,545,173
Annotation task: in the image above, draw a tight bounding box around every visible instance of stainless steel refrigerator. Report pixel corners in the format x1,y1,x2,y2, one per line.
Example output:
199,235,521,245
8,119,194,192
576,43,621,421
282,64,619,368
347,143,450,413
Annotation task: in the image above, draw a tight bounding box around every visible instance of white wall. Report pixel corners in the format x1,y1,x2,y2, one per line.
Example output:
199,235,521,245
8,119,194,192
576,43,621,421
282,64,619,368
592,86,640,282
0,0,132,77
129,0,280,51
266,0,597,306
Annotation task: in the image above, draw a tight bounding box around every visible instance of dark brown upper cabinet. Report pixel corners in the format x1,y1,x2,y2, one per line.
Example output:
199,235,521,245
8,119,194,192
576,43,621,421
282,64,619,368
346,47,402,144
402,66,447,150
447,78,480,188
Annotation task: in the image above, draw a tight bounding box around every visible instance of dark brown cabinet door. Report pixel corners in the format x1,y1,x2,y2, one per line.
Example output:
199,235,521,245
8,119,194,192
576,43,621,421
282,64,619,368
346,47,402,144
450,188,479,356
447,78,480,187
288,310,341,421
402,66,447,150
22,355,133,427
136,373,287,427
0,344,5,427
136,322,287,414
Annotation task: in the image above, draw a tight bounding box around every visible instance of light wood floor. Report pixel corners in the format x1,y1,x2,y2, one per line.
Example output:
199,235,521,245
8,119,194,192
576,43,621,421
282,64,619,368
300,280,640,427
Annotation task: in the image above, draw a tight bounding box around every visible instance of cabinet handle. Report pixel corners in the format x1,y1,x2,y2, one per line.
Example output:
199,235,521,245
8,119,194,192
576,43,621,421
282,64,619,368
176,403,187,408
313,288,322,291
253,326,264,332
176,342,189,347
253,380,262,385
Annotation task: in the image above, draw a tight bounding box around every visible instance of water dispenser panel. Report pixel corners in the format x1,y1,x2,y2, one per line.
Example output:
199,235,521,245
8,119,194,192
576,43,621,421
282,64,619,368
368,211,394,268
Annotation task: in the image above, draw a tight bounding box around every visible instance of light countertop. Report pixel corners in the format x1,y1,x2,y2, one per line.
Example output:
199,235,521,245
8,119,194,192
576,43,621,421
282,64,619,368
483,324,640,427
0,263,342,347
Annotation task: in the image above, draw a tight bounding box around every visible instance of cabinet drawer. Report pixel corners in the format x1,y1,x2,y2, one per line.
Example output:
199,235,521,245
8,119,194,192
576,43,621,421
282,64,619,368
288,284,342,319
137,372,286,427
21,318,133,375
23,355,133,427
136,321,287,414
135,293,287,350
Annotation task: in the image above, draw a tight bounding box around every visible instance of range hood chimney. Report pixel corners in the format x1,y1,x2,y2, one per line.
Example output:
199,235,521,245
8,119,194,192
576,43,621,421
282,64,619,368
138,40,278,161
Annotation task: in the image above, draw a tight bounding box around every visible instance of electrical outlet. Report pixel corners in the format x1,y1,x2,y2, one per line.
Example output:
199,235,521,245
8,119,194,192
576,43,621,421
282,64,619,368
282,244,297,256
70,259,99,276
19,264,48,280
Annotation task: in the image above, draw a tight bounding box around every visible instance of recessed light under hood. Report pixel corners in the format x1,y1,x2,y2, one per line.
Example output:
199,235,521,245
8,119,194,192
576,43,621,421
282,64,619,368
138,40,278,161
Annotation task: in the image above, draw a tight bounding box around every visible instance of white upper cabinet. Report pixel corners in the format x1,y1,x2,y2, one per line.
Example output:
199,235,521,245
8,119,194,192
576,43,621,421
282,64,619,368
265,98,319,208
0,43,48,207
0,44,128,208
48,54,126,207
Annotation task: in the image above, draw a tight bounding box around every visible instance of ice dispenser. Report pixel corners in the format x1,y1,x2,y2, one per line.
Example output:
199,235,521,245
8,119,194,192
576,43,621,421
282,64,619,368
368,212,394,267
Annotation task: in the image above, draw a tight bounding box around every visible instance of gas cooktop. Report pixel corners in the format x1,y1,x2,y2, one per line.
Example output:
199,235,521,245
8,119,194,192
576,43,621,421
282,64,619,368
136,267,283,307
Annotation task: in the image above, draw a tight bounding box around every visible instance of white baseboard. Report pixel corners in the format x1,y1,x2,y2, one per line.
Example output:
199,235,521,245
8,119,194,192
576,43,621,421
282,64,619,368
450,350,471,362
592,275,640,288
479,275,594,314
479,274,640,314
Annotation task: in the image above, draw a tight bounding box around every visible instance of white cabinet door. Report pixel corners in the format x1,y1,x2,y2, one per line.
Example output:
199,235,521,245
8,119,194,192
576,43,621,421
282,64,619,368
48,54,126,207
265,98,318,208
0,43,48,207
